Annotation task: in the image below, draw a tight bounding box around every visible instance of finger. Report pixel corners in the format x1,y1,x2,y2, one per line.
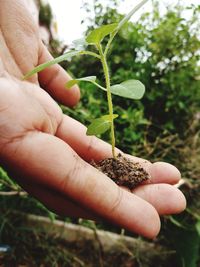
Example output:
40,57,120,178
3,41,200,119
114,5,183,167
56,115,181,185
123,157,181,185
146,162,181,185
13,178,98,220
132,184,186,215
2,131,160,238
37,43,80,107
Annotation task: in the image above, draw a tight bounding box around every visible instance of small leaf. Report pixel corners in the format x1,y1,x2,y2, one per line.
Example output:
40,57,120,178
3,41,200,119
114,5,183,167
65,80,78,88
86,23,118,45
87,118,110,136
23,50,81,79
86,114,118,136
110,80,145,100
66,76,106,91
66,76,96,89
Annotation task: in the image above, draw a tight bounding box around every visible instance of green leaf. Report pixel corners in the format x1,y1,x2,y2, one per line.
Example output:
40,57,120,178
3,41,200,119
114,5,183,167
168,217,200,267
86,114,118,136
66,76,97,89
87,118,110,136
66,76,107,91
110,80,145,100
23,50,81,79
172,228,200,267
86,23,118,45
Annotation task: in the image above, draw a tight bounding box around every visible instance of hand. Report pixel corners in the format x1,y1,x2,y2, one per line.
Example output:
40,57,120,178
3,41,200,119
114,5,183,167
0,0,186,238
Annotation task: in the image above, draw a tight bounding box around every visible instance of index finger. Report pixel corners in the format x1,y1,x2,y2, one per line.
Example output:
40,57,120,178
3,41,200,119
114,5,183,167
37,44,80,107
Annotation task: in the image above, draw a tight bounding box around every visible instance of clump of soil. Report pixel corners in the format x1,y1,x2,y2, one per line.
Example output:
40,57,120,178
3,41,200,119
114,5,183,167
92,153,150,189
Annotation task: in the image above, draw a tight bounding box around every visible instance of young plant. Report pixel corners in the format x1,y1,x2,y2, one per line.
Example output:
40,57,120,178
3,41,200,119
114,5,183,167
24,0,148,159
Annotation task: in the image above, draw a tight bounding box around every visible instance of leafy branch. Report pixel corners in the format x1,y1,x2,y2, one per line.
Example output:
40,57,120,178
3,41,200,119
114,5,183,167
24,0,148,158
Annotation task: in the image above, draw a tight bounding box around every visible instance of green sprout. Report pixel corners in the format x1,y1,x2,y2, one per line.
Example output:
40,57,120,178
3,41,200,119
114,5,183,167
24,0,148,158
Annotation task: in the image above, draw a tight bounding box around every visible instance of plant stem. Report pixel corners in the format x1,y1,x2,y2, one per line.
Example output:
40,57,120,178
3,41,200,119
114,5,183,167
98,44,116,158
79,50,101,59
105,0,149,57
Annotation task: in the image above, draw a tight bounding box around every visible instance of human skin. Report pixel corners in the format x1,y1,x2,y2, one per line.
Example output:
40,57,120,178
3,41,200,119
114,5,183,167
0,0,186,238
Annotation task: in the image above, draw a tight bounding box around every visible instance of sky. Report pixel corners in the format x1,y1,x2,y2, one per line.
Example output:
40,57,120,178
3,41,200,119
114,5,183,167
47,0,200,44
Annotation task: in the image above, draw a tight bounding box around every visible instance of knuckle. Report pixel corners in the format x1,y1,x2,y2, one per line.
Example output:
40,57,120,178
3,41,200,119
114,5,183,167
58,154,85,193
109,186,124,214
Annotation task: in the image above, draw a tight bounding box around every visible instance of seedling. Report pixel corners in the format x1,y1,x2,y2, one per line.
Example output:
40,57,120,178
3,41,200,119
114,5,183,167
24,0,148,159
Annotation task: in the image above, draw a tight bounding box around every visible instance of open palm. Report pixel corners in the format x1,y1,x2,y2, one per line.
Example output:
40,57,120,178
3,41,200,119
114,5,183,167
0,0,186,238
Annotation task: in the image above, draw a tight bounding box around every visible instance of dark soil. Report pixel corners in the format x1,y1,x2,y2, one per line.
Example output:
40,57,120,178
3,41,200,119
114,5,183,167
92,154,150,189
